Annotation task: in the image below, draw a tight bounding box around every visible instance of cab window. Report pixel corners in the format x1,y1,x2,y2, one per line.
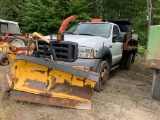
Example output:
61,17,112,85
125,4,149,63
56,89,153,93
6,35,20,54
113,26,120,36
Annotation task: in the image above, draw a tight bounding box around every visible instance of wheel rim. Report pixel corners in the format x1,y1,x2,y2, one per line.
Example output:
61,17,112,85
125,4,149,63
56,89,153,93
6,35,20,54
101,66,108,86
2,58,8,65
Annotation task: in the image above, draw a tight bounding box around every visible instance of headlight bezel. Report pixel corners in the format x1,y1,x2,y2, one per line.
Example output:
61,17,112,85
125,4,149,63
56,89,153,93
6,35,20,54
78,46,94,58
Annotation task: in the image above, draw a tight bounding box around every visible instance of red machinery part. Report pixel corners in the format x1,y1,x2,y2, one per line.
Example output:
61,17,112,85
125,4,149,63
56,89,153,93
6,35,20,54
59,15,78,33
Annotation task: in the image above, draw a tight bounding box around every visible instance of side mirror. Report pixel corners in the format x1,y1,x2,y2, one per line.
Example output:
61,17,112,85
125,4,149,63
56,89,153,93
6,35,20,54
119,33,127,43
112,34,118,43
113,33,127,43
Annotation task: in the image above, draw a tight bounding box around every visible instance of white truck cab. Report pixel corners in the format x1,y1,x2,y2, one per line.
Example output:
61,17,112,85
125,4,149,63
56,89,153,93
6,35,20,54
64,22,125,67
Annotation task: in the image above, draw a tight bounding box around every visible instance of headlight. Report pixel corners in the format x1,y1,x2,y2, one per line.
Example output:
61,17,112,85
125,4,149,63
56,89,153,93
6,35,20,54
78,46,94,58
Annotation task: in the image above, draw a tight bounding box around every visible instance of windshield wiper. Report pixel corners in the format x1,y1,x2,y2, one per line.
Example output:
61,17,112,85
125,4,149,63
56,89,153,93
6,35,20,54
78,33,95,36
65,31,76,35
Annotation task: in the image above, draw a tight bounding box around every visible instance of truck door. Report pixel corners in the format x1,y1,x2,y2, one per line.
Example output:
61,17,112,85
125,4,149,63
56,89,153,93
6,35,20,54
112,25,123,65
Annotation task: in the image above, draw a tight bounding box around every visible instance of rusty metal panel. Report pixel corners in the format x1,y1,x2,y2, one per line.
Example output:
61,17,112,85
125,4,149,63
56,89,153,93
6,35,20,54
146,25,160,69
10,90,91,110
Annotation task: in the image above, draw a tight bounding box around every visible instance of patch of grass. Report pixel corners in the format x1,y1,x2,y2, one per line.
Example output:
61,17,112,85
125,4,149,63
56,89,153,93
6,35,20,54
138,45,146,57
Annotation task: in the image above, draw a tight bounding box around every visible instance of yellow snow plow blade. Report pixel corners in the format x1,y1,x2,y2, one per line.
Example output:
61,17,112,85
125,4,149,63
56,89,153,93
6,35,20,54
2,54,99,110
1,32,100,110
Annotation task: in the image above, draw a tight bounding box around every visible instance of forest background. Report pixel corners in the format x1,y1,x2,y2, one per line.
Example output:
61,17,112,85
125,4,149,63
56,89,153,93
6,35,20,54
0,0,159,47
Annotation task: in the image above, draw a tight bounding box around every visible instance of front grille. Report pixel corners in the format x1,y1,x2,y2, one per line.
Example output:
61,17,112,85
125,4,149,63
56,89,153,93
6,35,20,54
33,40,78,62
52,41,78,62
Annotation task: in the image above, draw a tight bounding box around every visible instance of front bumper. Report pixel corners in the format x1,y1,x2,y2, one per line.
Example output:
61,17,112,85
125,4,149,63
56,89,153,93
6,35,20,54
58,58,101,72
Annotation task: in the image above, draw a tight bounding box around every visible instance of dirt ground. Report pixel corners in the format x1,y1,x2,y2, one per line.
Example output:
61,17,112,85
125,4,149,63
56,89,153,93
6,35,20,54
0,55,160,120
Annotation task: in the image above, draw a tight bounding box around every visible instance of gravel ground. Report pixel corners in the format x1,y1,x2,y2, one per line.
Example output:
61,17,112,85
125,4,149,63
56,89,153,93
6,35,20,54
0,55,160,120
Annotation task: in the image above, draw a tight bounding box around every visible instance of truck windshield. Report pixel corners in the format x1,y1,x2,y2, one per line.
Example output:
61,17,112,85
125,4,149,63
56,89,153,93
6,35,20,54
67,23,112,38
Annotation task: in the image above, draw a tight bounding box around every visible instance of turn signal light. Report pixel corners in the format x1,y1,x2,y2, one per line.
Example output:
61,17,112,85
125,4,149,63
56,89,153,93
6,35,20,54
57,32,64,41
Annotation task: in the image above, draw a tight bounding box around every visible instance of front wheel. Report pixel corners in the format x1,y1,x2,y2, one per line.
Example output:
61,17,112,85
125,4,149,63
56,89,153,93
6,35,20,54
94,61,109,92
0,57,9,66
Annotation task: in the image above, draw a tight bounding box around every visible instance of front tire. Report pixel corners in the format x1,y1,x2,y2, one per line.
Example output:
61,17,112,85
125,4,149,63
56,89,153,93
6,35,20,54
0,57,9,66
94,61,109,92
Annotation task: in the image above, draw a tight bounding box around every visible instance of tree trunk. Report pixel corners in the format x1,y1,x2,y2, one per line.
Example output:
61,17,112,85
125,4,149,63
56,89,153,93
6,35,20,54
94,0,99,18
147,0,152,35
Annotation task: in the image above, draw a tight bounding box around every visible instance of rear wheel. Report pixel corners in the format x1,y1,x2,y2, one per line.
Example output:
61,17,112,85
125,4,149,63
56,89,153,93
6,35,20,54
0,57,9,66
94,61,109,92
119,53,127,69
125,54,134,70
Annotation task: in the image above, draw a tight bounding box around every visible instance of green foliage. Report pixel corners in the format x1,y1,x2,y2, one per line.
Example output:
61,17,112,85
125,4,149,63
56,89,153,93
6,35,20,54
0,0,158,47
138,45,146,56
0,0,23,21
152,0,160,25
18,0,59,35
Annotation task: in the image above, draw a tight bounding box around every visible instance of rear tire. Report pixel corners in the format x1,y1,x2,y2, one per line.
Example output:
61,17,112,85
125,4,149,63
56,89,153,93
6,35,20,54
0,57,9,66
94,61,109,92
125,54,134,70
152,69,160,100
119,53,127,69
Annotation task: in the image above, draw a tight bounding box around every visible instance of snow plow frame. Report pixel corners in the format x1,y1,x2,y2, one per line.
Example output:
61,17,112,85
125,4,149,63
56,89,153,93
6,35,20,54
1,32,99,110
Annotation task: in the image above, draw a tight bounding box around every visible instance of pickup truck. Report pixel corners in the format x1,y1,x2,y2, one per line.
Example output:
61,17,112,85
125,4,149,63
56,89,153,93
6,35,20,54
45,18,139,92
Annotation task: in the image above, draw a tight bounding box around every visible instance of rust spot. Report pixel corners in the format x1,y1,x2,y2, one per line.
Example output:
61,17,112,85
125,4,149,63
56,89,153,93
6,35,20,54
83,78,86,85
47,68,51,75
46,80,49,87
39,92,52,97
14,78,18,84
49,80,93,100
70,75,73,80
34,70,45,74
10,90,91,110
15,66,17,70
24,79,46,91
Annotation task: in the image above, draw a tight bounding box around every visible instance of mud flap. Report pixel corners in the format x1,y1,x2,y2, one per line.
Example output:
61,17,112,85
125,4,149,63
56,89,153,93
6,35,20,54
4,55,99,110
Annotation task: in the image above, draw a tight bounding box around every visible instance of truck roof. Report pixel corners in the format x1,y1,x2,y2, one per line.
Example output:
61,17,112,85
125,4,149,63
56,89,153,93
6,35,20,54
79,22,116,26
78,19,131,26
107,19,131,25
0,19,18,24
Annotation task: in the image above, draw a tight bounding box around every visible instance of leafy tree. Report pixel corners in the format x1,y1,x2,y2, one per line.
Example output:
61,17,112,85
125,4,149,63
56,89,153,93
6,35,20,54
0,0,23,21
19,0,94,34
0,0,158,47
152,0,160,25
18,0,58,34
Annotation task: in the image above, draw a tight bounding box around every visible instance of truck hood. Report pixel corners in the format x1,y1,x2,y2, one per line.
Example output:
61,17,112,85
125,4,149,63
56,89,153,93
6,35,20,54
63,35,107,47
